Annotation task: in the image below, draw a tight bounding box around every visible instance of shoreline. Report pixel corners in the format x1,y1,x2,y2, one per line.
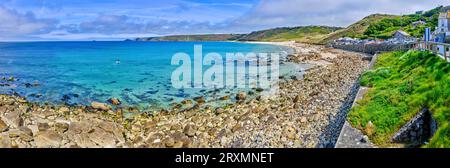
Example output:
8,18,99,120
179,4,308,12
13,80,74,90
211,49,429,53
0,41,301,114
241,41,299,54
0,42,369,148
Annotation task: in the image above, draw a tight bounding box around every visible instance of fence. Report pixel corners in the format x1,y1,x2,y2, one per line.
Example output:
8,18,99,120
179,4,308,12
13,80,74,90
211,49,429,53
331,42,417,55
330,41,450,59
417,41,450,61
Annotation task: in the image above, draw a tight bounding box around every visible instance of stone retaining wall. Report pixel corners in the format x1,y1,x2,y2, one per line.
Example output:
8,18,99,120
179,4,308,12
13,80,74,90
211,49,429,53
334,53,379,148
392,108,438,147
331,43,415,55
334,87,375,148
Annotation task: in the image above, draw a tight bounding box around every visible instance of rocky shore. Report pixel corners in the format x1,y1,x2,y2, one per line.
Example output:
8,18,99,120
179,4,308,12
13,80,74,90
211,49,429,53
0,43,369,148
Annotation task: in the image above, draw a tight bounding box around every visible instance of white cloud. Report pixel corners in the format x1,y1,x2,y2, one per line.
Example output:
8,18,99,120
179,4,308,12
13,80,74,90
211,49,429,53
233,0,450,30
59,13,231,36
1,0,449,40
0,5,56,37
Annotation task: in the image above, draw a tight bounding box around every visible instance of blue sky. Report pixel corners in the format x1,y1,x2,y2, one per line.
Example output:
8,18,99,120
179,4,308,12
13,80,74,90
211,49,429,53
0,0,448,41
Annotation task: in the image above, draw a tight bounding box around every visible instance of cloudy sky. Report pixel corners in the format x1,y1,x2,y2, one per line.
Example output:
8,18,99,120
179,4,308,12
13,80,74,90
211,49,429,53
0,0,448,41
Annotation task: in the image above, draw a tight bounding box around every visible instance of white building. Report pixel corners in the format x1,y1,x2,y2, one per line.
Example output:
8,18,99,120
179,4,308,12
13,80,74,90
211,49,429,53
433,11,450,55
412,21,426,28
393,30,415,43
436,12,450,38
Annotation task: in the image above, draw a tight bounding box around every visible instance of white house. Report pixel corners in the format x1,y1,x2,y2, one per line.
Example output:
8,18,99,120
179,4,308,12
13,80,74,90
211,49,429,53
433,11,450,55
437,12,449,32
412,20,426,28
393,30,415,42
435,11,450,39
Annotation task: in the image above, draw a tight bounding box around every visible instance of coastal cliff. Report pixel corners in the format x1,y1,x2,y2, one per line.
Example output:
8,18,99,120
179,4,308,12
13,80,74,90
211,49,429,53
135,34,243,42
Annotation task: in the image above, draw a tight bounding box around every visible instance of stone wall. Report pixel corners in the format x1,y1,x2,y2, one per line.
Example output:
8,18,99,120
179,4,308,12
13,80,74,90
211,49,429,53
392,108,438,147
334,53,380,148
331,43,416,54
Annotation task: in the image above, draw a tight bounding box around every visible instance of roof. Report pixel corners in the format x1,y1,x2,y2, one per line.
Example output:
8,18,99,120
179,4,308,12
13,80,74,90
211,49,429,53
412,20,426,24
394,30,410,37
439,12,450,18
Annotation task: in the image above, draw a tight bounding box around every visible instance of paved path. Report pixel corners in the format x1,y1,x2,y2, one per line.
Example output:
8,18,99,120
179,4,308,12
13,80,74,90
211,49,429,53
335,122,375,148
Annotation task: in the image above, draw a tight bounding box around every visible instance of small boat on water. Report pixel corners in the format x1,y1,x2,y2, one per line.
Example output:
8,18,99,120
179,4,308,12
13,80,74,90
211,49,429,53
115,58,121,64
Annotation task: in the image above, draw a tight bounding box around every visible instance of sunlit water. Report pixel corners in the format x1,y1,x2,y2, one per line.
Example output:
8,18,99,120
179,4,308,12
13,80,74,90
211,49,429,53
0,41,310,110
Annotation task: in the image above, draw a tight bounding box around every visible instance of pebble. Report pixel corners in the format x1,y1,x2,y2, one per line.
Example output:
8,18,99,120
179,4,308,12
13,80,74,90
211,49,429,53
300,117,307,123
163,137,175,147
183,124,196,137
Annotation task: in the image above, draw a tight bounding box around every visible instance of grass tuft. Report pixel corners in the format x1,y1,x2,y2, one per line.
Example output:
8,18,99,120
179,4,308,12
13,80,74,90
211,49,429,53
348,50,450,147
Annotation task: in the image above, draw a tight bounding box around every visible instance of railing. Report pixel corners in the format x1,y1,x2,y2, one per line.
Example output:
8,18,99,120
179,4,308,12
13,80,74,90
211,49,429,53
330,40,450,59
331,42,417,55
417,41,450,61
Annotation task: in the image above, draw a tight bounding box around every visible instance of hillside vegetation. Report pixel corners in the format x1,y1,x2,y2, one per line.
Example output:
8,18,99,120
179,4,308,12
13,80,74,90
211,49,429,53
320,6,444,42
232,26,341,43
362,8,441,39
135,34,242,42
348,51,450,148
319,14,399,43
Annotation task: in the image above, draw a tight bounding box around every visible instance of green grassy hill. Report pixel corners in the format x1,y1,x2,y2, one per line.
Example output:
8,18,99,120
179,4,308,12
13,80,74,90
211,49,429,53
319,14,399,43
362,9,440,39
232,26,341,43
348,51,450,148
135,34,243,41
320,6,444,43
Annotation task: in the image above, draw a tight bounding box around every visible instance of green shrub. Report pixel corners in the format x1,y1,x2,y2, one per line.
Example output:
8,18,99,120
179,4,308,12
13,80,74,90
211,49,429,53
348,51,450,147
363,6,440,39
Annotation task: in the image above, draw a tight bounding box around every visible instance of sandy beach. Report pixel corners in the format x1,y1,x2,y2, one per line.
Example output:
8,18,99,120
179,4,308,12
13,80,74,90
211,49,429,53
0,42,369,148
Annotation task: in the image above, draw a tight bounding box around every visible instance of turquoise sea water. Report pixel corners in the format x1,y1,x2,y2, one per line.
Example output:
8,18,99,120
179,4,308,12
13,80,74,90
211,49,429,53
0,41,301,110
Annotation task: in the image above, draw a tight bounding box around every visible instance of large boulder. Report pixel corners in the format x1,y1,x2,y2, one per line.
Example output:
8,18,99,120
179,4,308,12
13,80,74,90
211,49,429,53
34,131,64,148
2,110,23,128
91,102,111,111
181,99,193,106
193,96,205,104
236,92,247,101
0,135,11,148
107,98,121,105
87,127,117,147
0,119,7,132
